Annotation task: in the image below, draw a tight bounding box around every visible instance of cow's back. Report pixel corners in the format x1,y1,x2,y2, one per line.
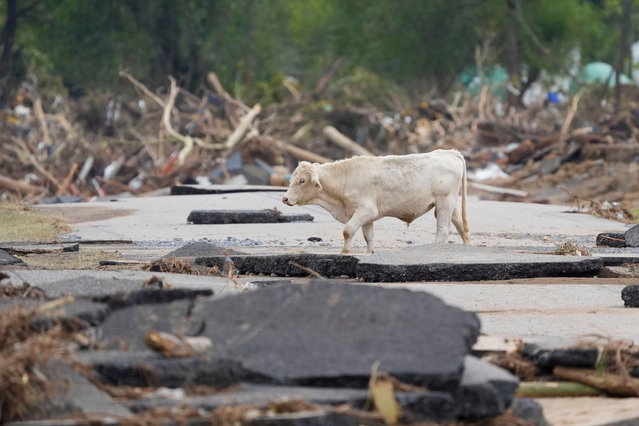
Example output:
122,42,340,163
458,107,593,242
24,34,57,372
371,150,464,221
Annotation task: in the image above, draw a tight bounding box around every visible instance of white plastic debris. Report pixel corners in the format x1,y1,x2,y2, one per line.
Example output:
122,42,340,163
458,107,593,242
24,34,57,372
468,163,509,181
141,387,185,400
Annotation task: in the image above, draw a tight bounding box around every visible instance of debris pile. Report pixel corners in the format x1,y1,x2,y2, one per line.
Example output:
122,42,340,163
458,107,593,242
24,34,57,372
1,72,638,212
0,276,530,424
487,337,639,399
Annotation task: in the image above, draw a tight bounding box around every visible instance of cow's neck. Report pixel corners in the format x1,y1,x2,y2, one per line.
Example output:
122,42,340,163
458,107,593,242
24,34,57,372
309,164,351,223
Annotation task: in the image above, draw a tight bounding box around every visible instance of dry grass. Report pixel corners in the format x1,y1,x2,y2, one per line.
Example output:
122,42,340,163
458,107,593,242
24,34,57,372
0,302,72,421
553,241,591,256
0,202,71,242
16,247,120,270
144,258,221,276
631,207,639,223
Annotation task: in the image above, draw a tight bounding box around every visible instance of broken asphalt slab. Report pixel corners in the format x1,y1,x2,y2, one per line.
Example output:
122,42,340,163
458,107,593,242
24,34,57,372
187,209,314,224
357,244,604,282
1,269,252,298
94,281,481,393
195,245,615,281
195,253,359,277
0,249,24,265
170,184,286,195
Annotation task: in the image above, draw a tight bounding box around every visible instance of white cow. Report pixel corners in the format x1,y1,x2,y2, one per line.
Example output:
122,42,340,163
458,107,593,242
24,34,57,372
282,149,469,253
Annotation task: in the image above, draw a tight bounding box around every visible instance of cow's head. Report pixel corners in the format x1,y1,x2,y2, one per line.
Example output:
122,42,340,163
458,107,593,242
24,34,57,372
282,161,322,206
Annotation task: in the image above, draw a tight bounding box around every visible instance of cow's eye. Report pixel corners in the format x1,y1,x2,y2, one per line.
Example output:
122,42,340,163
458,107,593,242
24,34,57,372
299,178,305,184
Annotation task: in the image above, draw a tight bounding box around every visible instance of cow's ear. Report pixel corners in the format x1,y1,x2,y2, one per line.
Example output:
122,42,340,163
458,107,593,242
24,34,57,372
312,176,322,190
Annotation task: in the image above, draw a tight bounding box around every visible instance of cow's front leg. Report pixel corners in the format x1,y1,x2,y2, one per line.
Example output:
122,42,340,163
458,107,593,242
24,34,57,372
342,207,378,254
362,222,375,253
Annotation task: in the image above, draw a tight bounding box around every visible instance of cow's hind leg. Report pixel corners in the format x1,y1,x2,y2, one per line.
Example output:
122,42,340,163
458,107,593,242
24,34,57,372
451,206,470,244
434,195,456,243
362,222,375,253
342,206,378,254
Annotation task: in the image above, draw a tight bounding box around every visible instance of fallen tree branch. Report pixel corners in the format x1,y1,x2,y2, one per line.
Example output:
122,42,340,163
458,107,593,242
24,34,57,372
275,140,331,164
224,103,262,150
323,126,373,156
55,162,78,196
515,381,603,397
553,366,639,397
560,92,582,143
162,76,225,164
471,182,528,197
0,175,45,195
32,98,52,152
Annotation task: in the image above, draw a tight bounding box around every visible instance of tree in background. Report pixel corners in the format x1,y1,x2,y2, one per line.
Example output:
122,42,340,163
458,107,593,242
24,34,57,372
0,0,634,105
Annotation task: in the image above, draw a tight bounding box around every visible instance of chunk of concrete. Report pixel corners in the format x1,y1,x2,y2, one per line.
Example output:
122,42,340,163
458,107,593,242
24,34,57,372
195,254,359,278
510,399,550,426
456,356,519,419
625,224,639,247
622,284,639,307
162,241,246,259
596,232,626,247
0,249,24,265
17,361,130,421
357,245,603,282
599,266,636,278
187,210,313,224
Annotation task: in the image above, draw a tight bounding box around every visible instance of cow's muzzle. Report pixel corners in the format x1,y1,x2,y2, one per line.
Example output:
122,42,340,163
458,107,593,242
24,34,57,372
282,195,293,206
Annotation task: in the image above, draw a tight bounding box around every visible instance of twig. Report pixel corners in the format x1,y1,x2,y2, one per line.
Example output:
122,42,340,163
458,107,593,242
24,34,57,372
119,70,166,107
288,261,324,279
12,137,61,192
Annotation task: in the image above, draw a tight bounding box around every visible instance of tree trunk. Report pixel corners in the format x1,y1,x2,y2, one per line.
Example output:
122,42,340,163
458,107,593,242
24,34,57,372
244,0,254,104
615,0,632,114
0,0,19,82
506,0,522,109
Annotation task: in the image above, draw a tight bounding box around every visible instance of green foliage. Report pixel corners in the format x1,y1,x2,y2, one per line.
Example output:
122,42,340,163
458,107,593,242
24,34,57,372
0,0,634,101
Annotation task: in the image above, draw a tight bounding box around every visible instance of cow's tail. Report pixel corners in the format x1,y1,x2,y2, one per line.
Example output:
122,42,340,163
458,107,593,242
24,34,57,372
456,150,470,244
